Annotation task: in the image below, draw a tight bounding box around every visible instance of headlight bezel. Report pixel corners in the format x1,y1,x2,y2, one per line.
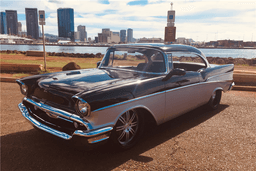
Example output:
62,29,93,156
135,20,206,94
21,84,28,95
17,80,28,95
75,99,91,117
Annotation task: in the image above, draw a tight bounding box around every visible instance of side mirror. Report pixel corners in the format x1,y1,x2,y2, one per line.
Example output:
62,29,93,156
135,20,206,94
162,68,186,81
97,61,101,68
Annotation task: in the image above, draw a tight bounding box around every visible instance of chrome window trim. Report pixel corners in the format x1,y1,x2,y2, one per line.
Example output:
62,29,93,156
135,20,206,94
165,52,210,70
99,67,168,75
99,47,169,74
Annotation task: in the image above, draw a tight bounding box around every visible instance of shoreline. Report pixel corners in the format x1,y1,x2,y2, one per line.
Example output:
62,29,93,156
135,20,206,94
1,43,256,49
1,50,256,66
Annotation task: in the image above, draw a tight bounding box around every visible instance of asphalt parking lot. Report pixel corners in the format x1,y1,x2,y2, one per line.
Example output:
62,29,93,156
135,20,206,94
1,82,256,171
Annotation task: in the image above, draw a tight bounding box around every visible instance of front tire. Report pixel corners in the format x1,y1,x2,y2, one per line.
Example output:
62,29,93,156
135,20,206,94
207,90,222,110
111,109,144,150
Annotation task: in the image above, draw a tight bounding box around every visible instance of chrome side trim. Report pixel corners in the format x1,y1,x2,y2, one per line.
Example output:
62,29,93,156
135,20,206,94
93,90,165,112
16,79,25,85
206,71,232,81
71,95,87,103
18,103,113,143
93,80,232,112
23,97,92,130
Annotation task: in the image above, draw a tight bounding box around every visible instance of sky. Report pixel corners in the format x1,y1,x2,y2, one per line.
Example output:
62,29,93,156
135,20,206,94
1,0,256,42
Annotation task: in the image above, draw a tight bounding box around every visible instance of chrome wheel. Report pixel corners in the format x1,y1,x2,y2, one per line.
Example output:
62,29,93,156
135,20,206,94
115,110,139,146
208,90,222,110
212,91,216,101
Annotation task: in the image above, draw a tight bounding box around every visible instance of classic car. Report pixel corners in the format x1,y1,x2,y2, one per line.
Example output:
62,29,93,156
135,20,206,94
17,44,234,149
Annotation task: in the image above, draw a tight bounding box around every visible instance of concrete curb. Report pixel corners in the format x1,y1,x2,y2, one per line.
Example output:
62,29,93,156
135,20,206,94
0,64,43,73
0,77,17,83
232,85,256,92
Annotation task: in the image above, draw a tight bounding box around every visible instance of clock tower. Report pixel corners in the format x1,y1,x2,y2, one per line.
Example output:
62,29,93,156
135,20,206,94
165,2,176,43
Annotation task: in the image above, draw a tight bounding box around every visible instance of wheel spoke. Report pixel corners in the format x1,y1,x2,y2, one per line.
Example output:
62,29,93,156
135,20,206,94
126,111,130,122
116,125,125,132
118,115,126,124
125,131,129,142
130,121,137,127
128,112,136,124
118,130,125,141
130,127,135,135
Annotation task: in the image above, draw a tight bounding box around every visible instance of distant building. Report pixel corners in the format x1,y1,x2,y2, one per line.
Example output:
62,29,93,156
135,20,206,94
127,28,133,43
120,30,126,43
176,37,185,44
108,31,120,44
25,8,39,39
98,28,110,43
74,31,80,41
57,8,74,41
77,25,87,42
137,37,164,43
112,32,119,36
95,37,98,43
19,31,27,37
5,10,18,35
98,28,120,44
18,22,22,32
0,12,7,34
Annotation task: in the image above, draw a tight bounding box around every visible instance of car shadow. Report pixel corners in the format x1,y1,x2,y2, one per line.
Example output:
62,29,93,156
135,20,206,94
1,104,229,171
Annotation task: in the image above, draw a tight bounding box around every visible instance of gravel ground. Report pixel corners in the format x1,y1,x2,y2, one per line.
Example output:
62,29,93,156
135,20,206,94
1,82,256,171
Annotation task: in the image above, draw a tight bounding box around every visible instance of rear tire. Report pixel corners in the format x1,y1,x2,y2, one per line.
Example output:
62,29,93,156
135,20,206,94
111,109,144,150
207,90,222,110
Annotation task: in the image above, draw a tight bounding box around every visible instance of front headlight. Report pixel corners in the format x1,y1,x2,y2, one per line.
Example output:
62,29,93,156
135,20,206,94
75,100,91,117
21,84,28,95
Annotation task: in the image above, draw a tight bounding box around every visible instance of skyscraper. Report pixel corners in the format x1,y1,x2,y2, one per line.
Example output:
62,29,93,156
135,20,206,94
120,30,126,43
6,10,18,35
57,8,74,41
18,22,22,32
77,25,87,42
127,28,133,43
25,8,39,39
0,12,7,34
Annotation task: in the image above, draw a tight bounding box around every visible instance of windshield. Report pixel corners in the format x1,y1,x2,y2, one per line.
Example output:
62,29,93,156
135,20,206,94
100,47,166,73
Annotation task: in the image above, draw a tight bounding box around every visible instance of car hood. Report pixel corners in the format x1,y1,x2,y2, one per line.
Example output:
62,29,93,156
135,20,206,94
38,68,143,94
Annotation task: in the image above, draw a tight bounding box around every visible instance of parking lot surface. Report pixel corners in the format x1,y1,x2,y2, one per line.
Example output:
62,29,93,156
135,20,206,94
1,82,256,171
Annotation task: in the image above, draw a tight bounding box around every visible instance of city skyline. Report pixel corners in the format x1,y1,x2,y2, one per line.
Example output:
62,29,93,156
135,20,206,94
1,0,255,41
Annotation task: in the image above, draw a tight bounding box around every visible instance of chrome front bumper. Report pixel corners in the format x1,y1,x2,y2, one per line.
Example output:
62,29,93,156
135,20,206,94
18,98,113,144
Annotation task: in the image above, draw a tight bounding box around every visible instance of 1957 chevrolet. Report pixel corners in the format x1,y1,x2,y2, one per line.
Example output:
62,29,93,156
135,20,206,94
17,44,234,149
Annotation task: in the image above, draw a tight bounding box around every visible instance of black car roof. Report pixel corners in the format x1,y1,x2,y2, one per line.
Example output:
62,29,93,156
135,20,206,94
110,43,204,56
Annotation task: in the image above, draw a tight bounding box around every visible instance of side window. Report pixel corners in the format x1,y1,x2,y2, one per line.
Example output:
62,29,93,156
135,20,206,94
168,52,206,72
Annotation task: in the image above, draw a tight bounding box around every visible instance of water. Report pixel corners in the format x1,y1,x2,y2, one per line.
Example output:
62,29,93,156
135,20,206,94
1,44,256,59
0,44,108,54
